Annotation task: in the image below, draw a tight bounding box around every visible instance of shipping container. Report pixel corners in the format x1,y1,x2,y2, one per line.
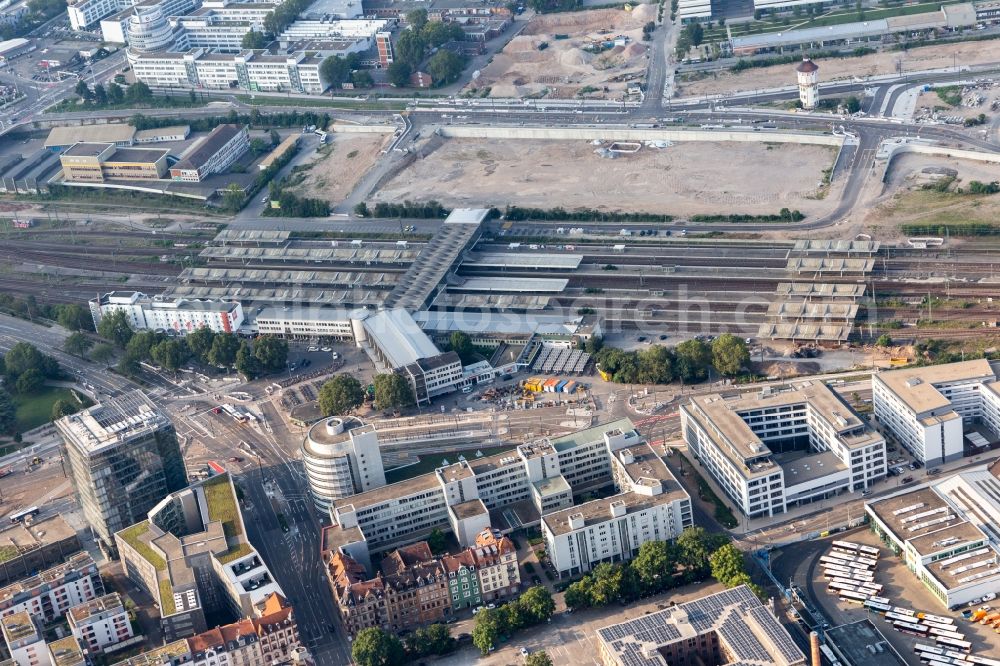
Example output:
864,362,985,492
562,380,577,393
555,380,567,393
543,378,559,392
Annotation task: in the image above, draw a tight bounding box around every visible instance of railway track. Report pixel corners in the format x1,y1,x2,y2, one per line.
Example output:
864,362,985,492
0,246,184,277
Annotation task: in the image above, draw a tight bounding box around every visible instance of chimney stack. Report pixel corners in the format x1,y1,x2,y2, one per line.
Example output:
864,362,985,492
810,631,822,666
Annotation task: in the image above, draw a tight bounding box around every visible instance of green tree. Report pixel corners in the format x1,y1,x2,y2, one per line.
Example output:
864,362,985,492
92,83,107,106
875,334,893,347
235,341,258,379
427,50,466,86
685,22,704,46
222,183,245,211
637,345,674,384
519,585,555,624
395,29,427,68
5,342,44,379
55,304,91,331
124,330,161,364
253,336,288,372
125,80,153,104
421,21,464,47
709,543,746,586
351,70,374,88
97,310,134,348
403,623,454,657
241,28,269,49
0,388,15,433
320,55,352,88
405,7,428,30
630,540,674,592
250,137,270,154
151,340,186,373
107,82,124,104
15,368,43,394
588,563,625,606
472,608,502,655
674,339,711,382
711,333,749,376
564,578,592,609
207,332,240,368
351,627,405,666
676,527,729,574
74,80,91,101
526,652,554,666
354,202,370,217
51,399,78,420
426,527,447,555
449,331,475,363
845,95,861,114
373,373,414,411
319,374,365,416
64,332,93,358
185,326,216,363
387,61,412,87
89,343,115,365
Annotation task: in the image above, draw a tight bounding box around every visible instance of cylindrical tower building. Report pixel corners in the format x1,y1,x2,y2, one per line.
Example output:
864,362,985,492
302,417,386,512
796,57,819,110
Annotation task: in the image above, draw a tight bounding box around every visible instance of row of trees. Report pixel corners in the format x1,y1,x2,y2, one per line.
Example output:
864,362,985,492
354,200,450,219
0,292,92,332
564,528,762,610
351,622,459,666
593,334,750,385
72,80,155,108
129,109,330,134
472,586,555,654
688,209,805,223
502,205,674,223
320,52,374,90
318,372,414,416
224,132,300,212
95,310,287,379
264,182,331,217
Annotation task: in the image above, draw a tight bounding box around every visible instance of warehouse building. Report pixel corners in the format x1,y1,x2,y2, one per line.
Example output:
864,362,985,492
59,143,169,182
866,459,1000,609
169,124,249,182
597,585,805,666
680,380,886,518
89,291,244,335
872,359,998,466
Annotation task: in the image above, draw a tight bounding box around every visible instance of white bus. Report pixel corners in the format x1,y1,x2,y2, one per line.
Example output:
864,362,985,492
864,599,892,613
829,582,859,594
919,613,955,626
933,637,971,654
966,656,1000,666
893,620,929,637
928,628,966,641
838,590,869,604
832,540,879,557
892,606,916,616
885,611,916,623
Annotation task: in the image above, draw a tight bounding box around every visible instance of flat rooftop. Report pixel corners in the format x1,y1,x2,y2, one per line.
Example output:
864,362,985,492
68,592,124,624
46,124,135,147
62,142,113,157
333,471,440,512
450,498,487,520
451,276,568,293
542,481,688,537
173,124,244,171
874,359,995,415
825,620,909,666
0,553,96,606
305,417,371,448
363,308,441,369
437,461,475,483
108,147,169,164
110,640,190,666
776,449,847,487
56,390,170,455
597,585,804,666
867,486,961,542
462,252,583,270
48,636,85,666
533,475,570,497
0,610,35,642
548,418,638,453
0,513,77,552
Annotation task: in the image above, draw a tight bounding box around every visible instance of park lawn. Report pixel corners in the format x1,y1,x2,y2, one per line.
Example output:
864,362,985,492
13,387,93,433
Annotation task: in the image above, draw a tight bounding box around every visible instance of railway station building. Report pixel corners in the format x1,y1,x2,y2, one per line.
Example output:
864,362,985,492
865,459,1000,609
872,359,1000,466
680,380,886,518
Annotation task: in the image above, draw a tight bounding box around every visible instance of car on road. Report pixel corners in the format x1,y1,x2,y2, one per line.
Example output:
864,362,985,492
902,476,914,484
331,352,339,360
320,347,332,352
861,489,872,497
487,603,496,610
659,334,667,340
928,468,941,475
228,457,244,463
520,647,530,656
472,606,483,615
637,336,646,342
307,346,318,352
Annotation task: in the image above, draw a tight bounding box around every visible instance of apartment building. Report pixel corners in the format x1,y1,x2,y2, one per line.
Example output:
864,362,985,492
169,124,249,182
542,442,692,578
380,543,451,631
0,515,82,588
67,593,132,654
128,48,327,94
472,528,519,602
1,612,48,666
59,143,169,182
90,291,244,335
681,380,886,518
872,359,997,465
326,419,683,574
115,473,284,641
867,459,1000,609
440,550,480,611
57,392,187,557
47,637,86,666
0,553,103,623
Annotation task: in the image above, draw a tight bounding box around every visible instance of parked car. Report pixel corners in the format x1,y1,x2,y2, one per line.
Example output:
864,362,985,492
520,647,530,656
902,476,914,484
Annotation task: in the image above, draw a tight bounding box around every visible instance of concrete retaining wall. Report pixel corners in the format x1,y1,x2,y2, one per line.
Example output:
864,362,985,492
330,123,396,133
880,141,1000,183
437,125,845,146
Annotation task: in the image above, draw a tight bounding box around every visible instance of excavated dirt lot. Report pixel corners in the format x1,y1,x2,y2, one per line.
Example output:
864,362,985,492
372,138,840,216
290,132,390,204
678,40,1000,97
468,6,655,99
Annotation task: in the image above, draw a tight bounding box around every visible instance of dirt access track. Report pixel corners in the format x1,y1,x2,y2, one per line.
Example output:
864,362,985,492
468,6,655,99
678,39,1000,98
372,138,840,217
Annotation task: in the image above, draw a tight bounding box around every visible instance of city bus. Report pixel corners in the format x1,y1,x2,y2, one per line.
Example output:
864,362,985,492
928,628,966,641
857,582,883,594
864,599,892,613
891,606,916,616
914,643,944,657
8,506,39,523
966,656,1000,666
885,611,917,623
829,582,859,594
832,540,879,557
922,620,958,632
822,566,855,578
893,620,930,637
221,404,248,423
933,637,971,654
868,596,891,605
838,590,869,604
918,613,955,626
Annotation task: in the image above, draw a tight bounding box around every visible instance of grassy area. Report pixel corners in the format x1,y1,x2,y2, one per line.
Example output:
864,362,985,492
936,86,963,107
0,545,19,563
877,188,1000,235
384,445,517,484
203,474,243,539
217,543,254,564
236,94,407,111
117,521,166,570
13,387,92,433
47,95,211,114
158,578,176,616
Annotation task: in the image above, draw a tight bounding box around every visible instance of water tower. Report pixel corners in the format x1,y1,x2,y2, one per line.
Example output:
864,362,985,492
796,57,819,110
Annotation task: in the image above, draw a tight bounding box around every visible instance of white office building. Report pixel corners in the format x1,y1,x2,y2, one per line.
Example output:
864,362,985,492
676,0,712,20
252,307,363,340
866,459,1000,609
542,442,692,578
325,419,691,576
67,593,133,654
128,47,327,93
302,418,386,511
89,291,244,335
872,359,998,466
681,380,886,518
